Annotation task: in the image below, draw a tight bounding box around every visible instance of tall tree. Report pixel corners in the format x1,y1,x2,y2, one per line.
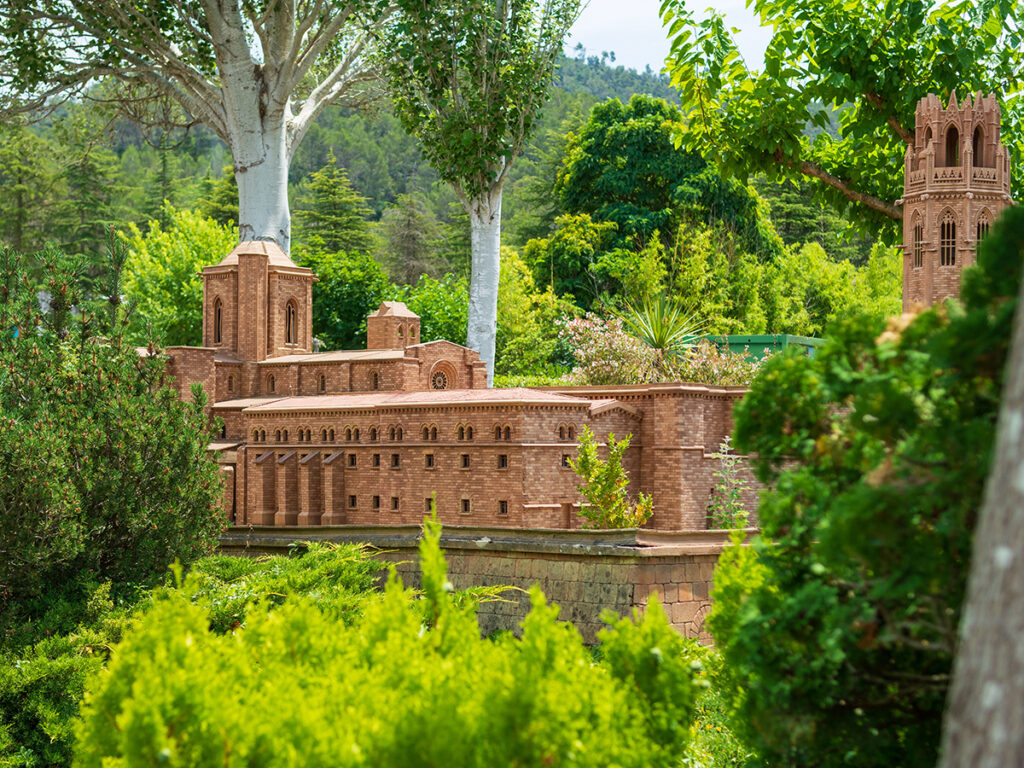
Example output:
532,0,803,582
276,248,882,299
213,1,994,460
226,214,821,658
659,0,1024,235
380,0,580,383
293,149,374,254
0,1,394,252
938,207,1024,768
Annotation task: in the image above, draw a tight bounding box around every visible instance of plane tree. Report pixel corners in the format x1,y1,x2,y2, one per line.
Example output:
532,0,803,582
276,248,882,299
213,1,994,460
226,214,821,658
0,1,394,252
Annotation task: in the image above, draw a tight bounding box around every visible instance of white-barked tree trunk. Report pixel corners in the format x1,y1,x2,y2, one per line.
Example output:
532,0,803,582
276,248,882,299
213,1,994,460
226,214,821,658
466,189,502,385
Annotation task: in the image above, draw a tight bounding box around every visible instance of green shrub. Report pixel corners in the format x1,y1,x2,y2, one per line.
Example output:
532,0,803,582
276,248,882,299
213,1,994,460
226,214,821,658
569,426,652,528
0,544,383,768
709,207,1024,766
76,520,702,767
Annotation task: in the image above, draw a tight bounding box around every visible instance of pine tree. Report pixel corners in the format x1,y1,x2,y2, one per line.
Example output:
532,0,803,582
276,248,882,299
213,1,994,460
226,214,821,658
294,149,374,254
377,193,443,284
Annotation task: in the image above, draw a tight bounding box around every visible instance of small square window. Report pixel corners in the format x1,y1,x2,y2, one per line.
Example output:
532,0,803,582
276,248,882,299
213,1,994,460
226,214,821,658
391,453,400,468
461,498,471,514
372,453,381,467
497,454,508,469
348,495,357,508
498,500,508,516
348,453,357,467
460,454,470,469
391,496,400,511
561,454,570,468
425,453,435,468
372,495,380,510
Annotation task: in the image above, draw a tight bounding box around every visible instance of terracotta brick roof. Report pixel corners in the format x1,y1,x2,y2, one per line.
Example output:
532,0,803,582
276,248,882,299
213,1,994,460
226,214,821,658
212,397,288,410
214,240,303,269
258,349,408,366
243,387,597,413
371,300,418,318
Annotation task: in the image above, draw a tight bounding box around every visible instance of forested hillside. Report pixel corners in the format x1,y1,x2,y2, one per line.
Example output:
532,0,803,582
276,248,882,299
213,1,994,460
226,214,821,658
0,51,893,375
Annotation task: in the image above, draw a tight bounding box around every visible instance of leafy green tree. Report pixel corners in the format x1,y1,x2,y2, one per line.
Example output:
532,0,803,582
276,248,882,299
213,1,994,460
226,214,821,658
523,212,619,302
494,248,576,376
0,123,59,254
660,0,1024,233
709,206,1020,766
556,94,782,258
380,0,580,383
386,273,471,348
123,206,238,346
376,192,444,284
297,249,392,350
0,242,225,631
196,166,240,229
294,150,375,254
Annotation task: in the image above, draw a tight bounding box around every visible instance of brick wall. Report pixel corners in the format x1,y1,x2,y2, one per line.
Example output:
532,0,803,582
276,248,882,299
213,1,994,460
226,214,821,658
165,347,216,405
218,526,742,643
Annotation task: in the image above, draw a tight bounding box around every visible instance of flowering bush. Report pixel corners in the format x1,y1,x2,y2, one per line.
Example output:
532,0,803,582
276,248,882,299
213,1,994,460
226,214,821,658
560,313,657,385
560,313,766,387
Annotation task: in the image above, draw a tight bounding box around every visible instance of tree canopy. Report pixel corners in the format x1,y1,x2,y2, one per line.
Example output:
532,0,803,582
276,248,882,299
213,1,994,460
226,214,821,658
660,0,1024,236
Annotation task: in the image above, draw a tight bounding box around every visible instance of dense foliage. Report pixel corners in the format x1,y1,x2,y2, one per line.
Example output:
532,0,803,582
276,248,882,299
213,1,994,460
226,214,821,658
661,0,1024,233
76,517,703,767
710,207,1024,766
0,244,225,639
0,544,382,767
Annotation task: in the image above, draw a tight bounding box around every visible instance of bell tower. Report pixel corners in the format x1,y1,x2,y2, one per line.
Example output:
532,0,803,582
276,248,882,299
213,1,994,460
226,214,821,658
201,240,315,362
900,92,1014,311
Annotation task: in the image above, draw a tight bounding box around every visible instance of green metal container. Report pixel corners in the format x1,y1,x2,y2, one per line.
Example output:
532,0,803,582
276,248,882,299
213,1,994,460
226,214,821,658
703,334,824,359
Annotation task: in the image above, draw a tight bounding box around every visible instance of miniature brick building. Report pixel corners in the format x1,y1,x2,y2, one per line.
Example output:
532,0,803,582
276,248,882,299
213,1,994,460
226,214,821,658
167,241,754,531
900,92,1015,311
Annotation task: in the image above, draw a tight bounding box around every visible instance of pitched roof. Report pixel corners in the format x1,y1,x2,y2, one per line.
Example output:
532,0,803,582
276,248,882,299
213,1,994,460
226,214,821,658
214,240,304,269
371,300,418,318
243,387,596,413
258,349,409,366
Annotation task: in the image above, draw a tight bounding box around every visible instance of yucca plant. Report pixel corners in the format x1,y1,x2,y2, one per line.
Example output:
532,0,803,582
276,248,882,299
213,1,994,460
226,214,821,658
620,296,704,376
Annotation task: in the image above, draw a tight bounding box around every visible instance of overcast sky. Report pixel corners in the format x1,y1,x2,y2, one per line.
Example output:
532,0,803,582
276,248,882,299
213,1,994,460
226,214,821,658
565,0,772,75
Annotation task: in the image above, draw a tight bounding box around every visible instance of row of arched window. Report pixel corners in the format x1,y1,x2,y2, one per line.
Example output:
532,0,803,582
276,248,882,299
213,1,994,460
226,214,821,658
910,209,992,270
557,424,577,440
923,123,995,169
247,423,527,444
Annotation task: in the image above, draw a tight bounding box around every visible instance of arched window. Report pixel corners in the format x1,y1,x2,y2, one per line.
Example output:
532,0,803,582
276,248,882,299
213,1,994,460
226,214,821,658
213,298,223,344
298,430,304,443
504,426,511,441
285,300,298,344
924,126,932,147
390,427,396,441
397,427,403,440
275,429,281,442
944,125,960,167
568,426,576,440
973,125,985,167
495,425,502,440
267,374,276,393
353,428,360,441
227,375,234,393
321,428,328,441
940,210,957,266
430,426,437,441
467,426,473,440
345,428,352,442
283,429,289,442
370,427,378,442
319,374,326,393
422,426,430,440
558,426,566,440
305,429,312,442
260,429,266,442
458,425,465,440
977,212,991,243
252,429,260,442
329,429,335,441
372,372,379,390
913,215,924,268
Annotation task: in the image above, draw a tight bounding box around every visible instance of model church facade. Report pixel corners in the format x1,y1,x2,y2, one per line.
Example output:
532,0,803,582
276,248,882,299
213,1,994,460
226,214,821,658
163,240,751,531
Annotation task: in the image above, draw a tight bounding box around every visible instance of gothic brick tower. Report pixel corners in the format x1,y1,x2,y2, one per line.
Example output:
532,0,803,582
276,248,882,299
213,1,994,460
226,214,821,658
901,92,1014,311
201,240,315,362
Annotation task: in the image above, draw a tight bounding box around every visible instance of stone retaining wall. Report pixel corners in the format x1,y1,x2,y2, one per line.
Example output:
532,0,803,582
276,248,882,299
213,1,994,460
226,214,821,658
220,526,748,643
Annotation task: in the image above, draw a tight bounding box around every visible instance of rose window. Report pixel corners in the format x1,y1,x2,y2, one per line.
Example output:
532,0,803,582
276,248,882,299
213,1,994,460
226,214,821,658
431,370,449,390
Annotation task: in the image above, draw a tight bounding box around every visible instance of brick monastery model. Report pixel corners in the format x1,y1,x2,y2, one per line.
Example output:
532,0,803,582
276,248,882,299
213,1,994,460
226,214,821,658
162,92,1007,531
163,240,750,530
900,92,1014,310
